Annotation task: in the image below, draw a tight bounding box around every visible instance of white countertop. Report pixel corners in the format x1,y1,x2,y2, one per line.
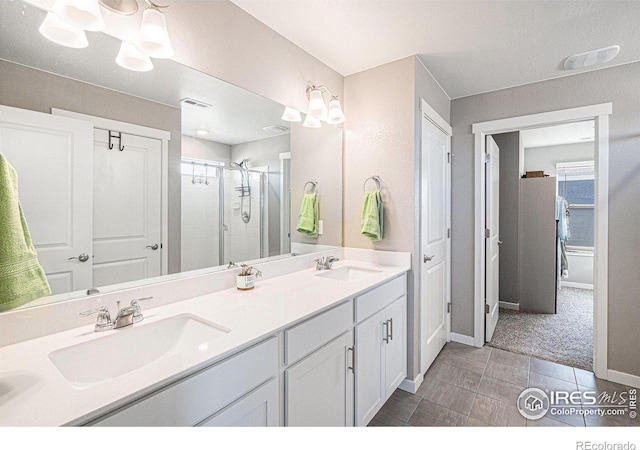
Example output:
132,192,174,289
0,259,408,426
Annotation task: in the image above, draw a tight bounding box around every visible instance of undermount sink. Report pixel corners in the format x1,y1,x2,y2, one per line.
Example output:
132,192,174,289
315,265,382,282
48,314,230,389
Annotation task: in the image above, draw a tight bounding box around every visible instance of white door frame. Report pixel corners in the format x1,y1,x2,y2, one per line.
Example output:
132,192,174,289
51,109,171,276
418,98,452,373
279,152,292,255
471,103,611,379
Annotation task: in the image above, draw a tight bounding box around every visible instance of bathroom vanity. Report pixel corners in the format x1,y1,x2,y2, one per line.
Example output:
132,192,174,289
0,249,409,427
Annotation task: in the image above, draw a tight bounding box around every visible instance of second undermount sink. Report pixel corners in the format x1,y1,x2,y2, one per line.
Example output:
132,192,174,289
48,314,230,389
315,265,382,282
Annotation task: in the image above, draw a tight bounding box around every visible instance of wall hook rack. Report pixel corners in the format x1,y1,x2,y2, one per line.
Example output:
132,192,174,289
108,131,125,151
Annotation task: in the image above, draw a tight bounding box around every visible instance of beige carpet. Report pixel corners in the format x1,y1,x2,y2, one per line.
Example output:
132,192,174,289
487,287,593,371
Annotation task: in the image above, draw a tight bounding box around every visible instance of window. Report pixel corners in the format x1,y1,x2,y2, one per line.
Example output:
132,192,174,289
556,161,594,249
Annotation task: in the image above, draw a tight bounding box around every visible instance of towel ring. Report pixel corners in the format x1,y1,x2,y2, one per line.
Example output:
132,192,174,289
304,180,318,194
363,176,382,192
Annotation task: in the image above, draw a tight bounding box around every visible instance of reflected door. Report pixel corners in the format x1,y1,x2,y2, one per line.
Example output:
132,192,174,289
92,130,162,288
0,105,94,294
485,136,500,341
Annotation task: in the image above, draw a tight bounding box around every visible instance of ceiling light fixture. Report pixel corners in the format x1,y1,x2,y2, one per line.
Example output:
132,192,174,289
39,11,88,48
135,1,174,59
196,129,210,136
563,45,620,70
53,0,105,31
282,82,346,128
115,41,153,72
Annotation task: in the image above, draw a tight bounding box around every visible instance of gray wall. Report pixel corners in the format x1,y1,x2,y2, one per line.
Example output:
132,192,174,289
344,55,451,380
182,136,231,164
0,60,183,274
450,62,640,377
525,142,594,176
492,132,521,304
232,134,290,256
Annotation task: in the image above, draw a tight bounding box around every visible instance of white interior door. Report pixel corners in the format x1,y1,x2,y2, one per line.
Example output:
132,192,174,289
0,105,93,295
92,129,162,288
420,112,451,373
485,136,500,341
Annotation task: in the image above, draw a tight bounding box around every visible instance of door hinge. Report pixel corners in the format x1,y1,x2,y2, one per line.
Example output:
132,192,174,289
447,302,452,313
447,152,451,163
485,228,490,239
485,303,490,314
447,228,451,239
160,243,163,249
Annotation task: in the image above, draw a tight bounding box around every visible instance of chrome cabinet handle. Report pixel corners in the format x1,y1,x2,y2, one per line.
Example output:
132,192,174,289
68,253,90,262
423,254,435,263
383,320,389,343
347,346,355,374
389,318,393,341
146,243,159,250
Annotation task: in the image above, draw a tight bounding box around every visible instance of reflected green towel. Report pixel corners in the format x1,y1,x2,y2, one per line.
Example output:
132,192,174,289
0,153,51,312
296,193,319,237
361,191,384,241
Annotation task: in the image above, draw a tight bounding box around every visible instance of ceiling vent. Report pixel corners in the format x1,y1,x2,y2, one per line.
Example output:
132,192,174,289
180,97,212,109
563,45,620,70
262,125,290,133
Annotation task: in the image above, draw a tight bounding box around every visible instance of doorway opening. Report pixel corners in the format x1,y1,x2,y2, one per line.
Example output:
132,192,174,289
472,103,611,379
485,121,595,371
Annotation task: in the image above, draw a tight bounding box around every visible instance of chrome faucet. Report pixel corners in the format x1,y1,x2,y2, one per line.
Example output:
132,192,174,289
315,256,339,270
80,297,153,332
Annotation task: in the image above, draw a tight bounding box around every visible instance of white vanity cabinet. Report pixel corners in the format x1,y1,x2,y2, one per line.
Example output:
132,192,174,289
89,336,279,426
354,275,407,426
284,300,355,426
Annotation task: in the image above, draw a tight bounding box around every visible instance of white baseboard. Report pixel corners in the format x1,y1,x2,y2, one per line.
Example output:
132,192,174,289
561,281,594,290
398,373,424,394
450,332,476,347
607,369,640,389
499,301,519,311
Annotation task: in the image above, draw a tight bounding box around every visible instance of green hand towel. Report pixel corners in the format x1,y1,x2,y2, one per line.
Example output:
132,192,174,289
296,193,319,237
361,191,384,241
0,153,51,312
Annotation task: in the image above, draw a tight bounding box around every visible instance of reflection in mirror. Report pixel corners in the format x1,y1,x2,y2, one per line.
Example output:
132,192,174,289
0,1,342,311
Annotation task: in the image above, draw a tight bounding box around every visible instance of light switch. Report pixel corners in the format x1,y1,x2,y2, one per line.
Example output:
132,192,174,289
318,220,324,235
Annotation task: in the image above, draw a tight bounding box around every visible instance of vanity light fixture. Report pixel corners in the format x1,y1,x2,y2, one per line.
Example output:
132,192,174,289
39,11,89,49
281,82,346,128
53,0,105,31
135,1,175,59
115,41,153,72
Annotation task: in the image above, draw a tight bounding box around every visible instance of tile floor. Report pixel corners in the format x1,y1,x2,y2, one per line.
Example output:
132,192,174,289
369,342,639,427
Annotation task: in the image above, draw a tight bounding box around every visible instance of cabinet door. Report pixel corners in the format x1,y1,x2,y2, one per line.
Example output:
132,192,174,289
384,296,407,398
286,331,354,426
198,378,279,427
355,309,386,427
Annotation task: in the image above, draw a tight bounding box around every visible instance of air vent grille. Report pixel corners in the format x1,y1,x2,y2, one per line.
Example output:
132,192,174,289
263,125,290,133
180,98,212,108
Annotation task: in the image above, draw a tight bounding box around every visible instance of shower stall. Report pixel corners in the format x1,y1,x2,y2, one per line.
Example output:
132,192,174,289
181,159,267,271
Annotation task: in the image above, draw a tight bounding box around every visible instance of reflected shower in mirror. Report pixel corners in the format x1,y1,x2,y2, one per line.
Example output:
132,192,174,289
0,0,342,311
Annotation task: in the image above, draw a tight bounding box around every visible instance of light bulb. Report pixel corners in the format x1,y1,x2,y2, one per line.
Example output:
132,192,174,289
307,88,327,119
116,41,153,72
135,7,174,59
326,98,346,125
303,114,322,129
39,12,88,49
53,0,104,31
281,106,302,122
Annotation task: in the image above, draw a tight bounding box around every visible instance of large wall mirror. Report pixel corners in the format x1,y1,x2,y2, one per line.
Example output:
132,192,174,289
0,1,343,312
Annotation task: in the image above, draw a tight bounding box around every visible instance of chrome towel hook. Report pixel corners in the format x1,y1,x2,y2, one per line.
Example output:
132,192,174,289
108,131,124,151
363,175,382,192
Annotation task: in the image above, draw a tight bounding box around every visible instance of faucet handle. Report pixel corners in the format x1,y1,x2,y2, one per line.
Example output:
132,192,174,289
130,296,153,322
79,306,113,332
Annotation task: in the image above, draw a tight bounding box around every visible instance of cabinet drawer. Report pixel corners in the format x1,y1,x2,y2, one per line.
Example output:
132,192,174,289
91,336,279,426
355,275,407,323
285,300,353,365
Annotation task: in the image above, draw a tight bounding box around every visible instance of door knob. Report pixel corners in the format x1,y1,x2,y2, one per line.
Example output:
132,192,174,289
424,254,435,263
146,243,159,251
68,253,90,262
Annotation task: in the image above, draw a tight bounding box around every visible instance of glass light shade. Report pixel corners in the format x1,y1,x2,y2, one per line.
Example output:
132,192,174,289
326,98,346,125
53,0,105,31
302,114,322,129
116,41,153,72
281,106,302,122
39,12,88,49
135,7,174,59
307,88,327,118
